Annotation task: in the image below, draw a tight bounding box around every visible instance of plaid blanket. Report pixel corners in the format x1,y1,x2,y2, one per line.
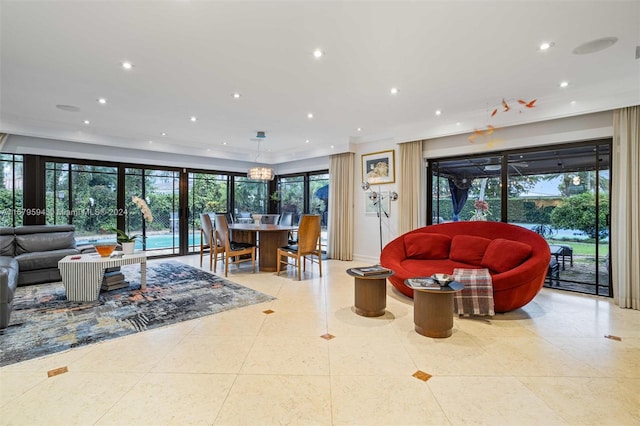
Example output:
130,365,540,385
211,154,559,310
453,268,495,317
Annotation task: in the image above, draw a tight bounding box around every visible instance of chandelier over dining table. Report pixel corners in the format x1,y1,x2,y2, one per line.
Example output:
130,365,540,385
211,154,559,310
247,131,275,180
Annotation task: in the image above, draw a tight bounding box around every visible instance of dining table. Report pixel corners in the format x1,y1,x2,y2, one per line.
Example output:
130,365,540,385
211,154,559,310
228,223,297,272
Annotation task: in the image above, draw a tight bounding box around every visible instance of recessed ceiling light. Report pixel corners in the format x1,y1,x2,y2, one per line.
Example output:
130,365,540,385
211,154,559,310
573,37,618,55
149,140,153,144
570,100,577,106
539,42,554,51
190,116,197,122
121,61,133,70
305,139,310,143
97,98,107,104
435,110,442,116
559,81,569,88
456,122,461,126
390,87,399,95
330,145,334,149
83,120,90,124
307,113,314,119
233,93,241,99
161,132,167,136
222,141,227,145
357,127,362,132
313,49,324,58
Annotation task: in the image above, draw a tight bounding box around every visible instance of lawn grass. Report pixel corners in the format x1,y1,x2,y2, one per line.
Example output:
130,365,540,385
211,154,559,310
548,239,609,256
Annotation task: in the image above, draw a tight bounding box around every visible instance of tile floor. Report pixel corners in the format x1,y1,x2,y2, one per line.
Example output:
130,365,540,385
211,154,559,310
1,255,639,425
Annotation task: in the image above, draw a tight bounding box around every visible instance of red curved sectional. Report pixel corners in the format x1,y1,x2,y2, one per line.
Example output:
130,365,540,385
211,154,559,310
380,222,550,313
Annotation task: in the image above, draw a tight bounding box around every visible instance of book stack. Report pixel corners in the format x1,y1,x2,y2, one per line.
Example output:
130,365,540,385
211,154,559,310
351,265,391,276
101,267,129,291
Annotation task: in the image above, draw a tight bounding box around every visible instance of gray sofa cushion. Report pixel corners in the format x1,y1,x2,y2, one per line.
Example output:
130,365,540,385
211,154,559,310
0,257,19,304
15,231,76,255
14,248,79,272
0,228,14,256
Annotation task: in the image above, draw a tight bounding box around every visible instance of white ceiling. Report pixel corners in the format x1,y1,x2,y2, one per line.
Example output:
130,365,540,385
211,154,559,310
1,1,638,164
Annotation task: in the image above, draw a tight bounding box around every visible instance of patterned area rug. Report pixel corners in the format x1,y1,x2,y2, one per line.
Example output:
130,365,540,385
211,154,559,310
0,260,274,367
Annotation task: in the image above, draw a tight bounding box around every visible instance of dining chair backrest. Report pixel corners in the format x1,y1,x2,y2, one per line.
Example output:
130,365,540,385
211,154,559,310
213,214,232,249
296,215,321,253
216,212,233,225
261,214,280,224
279,212,293,226
200,213,214,246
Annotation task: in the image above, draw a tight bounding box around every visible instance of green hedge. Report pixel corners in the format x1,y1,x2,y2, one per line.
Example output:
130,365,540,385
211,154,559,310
434,197,562,223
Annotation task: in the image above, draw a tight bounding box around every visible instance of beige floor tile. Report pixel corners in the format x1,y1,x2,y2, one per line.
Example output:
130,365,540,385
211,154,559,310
189,304,269,336
3,258,638,425
428,376,567,425
473,335,600,377
213,374,331,425
327,305,397,337
152,335,255,374
258,309,328,337
240,335,330,375
401,333,509,377
96,372,236,425
1,371,144,425
0,370,47,409
69,324,188,373
543,336,640,378
519,376,640,425
331,375,449,425
269,287,328,313
328,335,416,377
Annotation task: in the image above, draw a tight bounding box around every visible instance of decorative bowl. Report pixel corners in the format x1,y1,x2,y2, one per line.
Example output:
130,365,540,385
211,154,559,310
94,242,117,257
432,273,454,286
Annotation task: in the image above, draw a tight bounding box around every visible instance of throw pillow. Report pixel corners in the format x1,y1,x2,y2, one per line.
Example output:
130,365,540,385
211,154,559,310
404,233,452,260
449,235,492,265
481,238,532,273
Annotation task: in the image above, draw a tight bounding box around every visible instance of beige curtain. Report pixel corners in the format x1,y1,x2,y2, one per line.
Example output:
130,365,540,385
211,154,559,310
0,133,8,152
328,152,355,260
612,106,640,310
398,140,426,234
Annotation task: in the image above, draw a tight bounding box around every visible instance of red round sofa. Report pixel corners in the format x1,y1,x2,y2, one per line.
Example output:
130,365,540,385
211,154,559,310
380,222,550,312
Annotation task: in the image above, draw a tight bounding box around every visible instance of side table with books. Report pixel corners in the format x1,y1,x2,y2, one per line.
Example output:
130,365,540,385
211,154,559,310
346,266,394,317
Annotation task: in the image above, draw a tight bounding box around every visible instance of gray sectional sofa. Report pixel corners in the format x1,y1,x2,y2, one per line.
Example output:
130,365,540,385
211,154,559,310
0,225,91,329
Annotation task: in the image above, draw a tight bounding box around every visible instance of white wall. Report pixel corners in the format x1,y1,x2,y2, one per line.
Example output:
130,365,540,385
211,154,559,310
352,110,614,262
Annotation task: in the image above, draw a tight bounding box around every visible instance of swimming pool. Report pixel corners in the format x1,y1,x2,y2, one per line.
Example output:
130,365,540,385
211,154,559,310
78,232,202,250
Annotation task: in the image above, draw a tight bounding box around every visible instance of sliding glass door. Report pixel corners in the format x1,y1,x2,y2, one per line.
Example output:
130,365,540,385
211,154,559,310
429,140,612,297
125,168,180,255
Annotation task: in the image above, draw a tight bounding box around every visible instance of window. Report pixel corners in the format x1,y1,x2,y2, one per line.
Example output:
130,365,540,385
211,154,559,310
0,154,24,226
429,140,611,296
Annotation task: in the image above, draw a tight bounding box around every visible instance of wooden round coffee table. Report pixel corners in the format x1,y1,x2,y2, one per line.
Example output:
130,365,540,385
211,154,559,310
347,268,394,317
408,280,464,338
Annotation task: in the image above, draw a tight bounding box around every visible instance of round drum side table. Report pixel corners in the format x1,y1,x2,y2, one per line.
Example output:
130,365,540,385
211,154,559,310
346,268,394,317
409,280,464,338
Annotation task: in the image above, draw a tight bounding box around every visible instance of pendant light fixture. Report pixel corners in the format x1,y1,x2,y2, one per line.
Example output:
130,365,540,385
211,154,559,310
247,131,275,180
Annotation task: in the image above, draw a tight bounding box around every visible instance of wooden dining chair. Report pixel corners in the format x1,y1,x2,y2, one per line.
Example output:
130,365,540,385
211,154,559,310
213,214,256,277
200,213,225,272
260,214,280,224
279,212,297,244
276,214,322,280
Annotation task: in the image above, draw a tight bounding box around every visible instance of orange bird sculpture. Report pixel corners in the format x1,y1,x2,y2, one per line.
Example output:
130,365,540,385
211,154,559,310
518,99,537,108
502,98,510,112
491,108,498,117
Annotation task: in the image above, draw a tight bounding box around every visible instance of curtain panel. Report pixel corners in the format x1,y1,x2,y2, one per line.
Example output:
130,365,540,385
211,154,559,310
398,140,425,234
328,152,355,260
612,106,640,310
